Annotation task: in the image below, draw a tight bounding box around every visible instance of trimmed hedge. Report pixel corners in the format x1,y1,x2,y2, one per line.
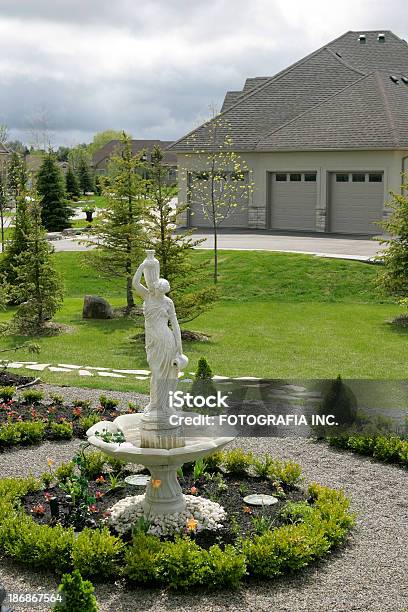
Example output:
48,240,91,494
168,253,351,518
0,473,355,590
328,433,408,467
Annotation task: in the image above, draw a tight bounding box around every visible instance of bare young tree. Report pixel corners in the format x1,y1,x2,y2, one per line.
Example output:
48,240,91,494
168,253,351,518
182,113,254,283
0,124,9,146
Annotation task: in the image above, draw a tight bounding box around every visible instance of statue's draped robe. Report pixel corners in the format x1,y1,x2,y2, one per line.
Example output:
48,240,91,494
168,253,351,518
143,295,178,417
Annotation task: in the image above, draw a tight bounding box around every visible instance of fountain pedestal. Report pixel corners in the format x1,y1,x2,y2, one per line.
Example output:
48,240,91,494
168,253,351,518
143,462,185,515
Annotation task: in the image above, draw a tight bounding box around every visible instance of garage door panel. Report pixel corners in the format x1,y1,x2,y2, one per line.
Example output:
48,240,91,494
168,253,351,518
330,172,384,234
269,173,317,231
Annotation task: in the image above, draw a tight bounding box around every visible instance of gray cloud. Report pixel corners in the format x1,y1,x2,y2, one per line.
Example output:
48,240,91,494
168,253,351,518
0,0,407,146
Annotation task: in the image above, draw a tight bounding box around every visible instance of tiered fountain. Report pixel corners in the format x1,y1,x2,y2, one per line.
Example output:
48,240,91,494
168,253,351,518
87,250,234,521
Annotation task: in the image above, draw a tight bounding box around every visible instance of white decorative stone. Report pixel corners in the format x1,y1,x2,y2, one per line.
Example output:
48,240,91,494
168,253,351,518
58,363,83,369
243,494,279,506
49,366,73,372
113,369,151,375
25,364,51,371
5,363,23,369
98,371,125,378
79,370,93,376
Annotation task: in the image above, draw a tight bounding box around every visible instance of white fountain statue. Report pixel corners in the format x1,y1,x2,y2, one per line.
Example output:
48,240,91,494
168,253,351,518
87,250,234,522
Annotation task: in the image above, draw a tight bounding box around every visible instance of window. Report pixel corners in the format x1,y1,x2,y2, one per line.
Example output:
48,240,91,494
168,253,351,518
304,173,317,182
290,173,301,181
336,173,349,182
369,173,383,182
275,173,287,181
352,173,366,182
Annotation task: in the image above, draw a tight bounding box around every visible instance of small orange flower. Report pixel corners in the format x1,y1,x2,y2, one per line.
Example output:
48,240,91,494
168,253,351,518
88,504,99,513
243,506,252,514
151,479,162,489
47,458,54,468
190,486,198,495
186,518,198,531
31,504,46,516
95,491,104,500
95,475,105,484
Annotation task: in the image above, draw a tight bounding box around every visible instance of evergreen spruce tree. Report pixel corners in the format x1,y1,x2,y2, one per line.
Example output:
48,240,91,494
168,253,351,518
77,156,95,194
36,151,72,231
65,165,81,199
0,173,7,251
7,150,23,201
53,570,98,612
87,132,146,310
144,146,216,323
10,193,63,335
191,356,217,406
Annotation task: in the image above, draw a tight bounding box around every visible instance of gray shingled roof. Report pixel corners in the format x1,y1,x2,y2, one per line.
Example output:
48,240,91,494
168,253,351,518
93,139,177,166
257,71,408,150
169,30,408,153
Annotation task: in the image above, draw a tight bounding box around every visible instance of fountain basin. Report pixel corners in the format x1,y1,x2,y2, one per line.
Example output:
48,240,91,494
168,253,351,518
87,414,234,516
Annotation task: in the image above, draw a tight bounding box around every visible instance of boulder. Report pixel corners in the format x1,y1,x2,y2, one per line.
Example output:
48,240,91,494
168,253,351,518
83,295,113,320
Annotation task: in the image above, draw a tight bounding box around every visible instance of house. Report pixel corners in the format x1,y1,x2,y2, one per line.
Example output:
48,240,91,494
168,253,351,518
0,143,9,173
92,139,178,184
169,30,408,235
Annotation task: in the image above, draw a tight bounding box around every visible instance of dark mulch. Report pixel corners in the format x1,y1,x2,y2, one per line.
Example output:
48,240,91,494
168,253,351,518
22,466,305,547
0,371,35,387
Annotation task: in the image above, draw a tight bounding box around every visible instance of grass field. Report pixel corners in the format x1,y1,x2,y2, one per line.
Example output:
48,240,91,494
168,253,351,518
0,250,406,391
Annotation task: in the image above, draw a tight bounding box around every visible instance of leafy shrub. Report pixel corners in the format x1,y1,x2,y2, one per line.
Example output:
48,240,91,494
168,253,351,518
72,527,123,580
0,386,16,402
204,451,224,471
318,375,357,430
253,454,275,478
373,435,404,462
158,537,210,589
104,455,126,474
50,421,73,440
0,420,45,446
79,414,101,431
55,461,76,484
78,451,106,480
224,449,253,475
73,399,92,411
53,569,98,612
267,459,302,487
99,395,119,411
124,532,163,585
49,393,64,407
327,432,408,468
205,544,246,588
21,389,45,405
280,501,315,524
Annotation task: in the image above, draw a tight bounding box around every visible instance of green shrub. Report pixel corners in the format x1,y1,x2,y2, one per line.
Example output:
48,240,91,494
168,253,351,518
0,509,73,573
53,569,98,612
204,451,224,471
347,434,376,455
49,393,64,406
267,459,302,486
224,449,253,475
158,537,210,589
72,527,123,580
72,399,92,411
21,389,45,404
0,420,45,446
373,435,403,462
104,455,126,474
79,414,101,431
205,544,246,589
280,501,315,524
55,461,76,484
50,421,73,440
318,375,357,429
253,454,275,478
124,532,163,585
99,395,119,411
79,451,106,480
0,386,16,402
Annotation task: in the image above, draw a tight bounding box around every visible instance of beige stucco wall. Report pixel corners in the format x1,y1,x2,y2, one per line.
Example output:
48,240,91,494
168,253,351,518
177,149,408,231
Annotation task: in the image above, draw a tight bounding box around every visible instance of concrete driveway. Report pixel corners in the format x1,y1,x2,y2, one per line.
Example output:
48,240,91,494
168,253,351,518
191,230,382,261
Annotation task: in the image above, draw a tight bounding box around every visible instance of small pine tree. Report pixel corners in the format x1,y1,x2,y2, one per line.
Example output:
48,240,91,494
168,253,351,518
0,196,32,296
316,375,357,437
53,570,98,612
9,194,64,334
0,173,8,251
65,166,81,199
86,133,146,310
144,146,216,323
37,151,72,231
377,177,408,316
7,151,23,201
191,356,217,407
77,156,95,194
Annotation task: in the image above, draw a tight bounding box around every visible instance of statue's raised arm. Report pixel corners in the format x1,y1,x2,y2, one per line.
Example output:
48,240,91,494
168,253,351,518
132,263,149,299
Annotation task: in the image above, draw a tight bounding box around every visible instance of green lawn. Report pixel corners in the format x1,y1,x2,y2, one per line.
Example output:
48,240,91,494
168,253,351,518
0,251,406,391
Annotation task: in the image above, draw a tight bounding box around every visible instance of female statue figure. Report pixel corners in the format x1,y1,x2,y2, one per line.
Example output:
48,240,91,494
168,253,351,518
132,251,187,448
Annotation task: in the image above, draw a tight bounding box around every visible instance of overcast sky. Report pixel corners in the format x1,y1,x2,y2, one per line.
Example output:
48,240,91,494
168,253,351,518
0,0,407,147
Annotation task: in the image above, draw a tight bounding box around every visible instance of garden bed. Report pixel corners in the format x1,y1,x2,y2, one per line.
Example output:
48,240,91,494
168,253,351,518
0,371,35,388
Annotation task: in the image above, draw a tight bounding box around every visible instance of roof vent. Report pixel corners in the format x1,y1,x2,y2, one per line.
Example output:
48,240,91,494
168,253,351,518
377,32,385,43
358,34,366,44
401,76,408,85
390,75,399,84
335,51,342,58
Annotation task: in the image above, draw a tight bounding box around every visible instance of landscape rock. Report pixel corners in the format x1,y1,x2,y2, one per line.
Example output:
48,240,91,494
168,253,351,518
83,295,113,320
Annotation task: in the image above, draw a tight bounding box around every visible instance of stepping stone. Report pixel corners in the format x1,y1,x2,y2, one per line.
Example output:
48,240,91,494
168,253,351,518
243,494,279,506
85,366,111,371
213,375,229,380
234,376,261,381
125,474,150,486
58,364,83,369
79,370,93,377
5,363,23,369
19,361,38,365
113,369,150,375
25,364,51,371
98,371,125,378
135,376,148,380
49,367,73,373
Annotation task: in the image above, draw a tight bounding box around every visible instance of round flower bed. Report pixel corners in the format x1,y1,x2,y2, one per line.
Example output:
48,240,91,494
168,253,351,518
0,447,355,590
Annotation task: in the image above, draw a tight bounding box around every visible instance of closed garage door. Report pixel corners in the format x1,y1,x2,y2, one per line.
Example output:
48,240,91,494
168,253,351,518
329,172,384,234
269,172,317,231
188,173,249,228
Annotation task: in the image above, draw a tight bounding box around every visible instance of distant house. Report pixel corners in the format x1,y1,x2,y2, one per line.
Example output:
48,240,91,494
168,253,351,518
170,30,408,235
92,139,178,183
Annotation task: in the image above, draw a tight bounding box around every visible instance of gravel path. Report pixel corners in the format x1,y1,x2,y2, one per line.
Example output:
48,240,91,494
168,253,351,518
0,437,407,612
